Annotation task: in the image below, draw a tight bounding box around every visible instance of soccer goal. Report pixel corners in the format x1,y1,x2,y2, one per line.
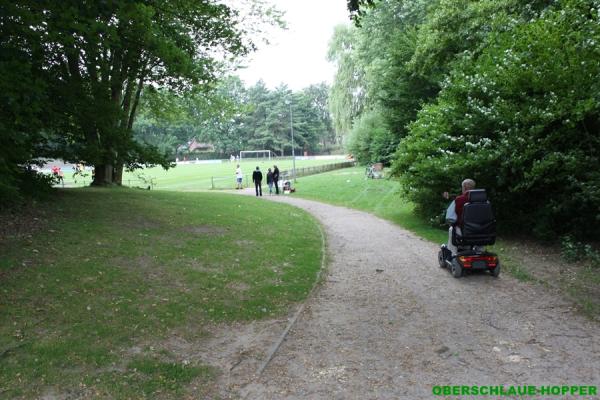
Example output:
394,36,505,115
239,150,272,161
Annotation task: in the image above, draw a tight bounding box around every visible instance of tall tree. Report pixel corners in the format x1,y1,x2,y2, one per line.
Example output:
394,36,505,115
0,0,283,190
327,24,366,143
302,83,336,150
0,1,54,203
42,0,252,185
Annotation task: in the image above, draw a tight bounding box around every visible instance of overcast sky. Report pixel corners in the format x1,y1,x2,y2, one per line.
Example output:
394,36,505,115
236,0,351,91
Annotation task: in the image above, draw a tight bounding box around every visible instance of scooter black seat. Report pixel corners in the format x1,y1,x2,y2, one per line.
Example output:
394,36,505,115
453,189,496,246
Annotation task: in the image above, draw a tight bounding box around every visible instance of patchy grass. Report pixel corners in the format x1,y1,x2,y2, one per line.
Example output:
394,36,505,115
0,188,322,398
497,252,535,282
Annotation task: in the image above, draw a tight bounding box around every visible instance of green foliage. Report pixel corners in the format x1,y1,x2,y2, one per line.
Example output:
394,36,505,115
394,0,600,239
333,0,600,239
347,110,395,164
134,78,336,158
561,235,600,268
407,0,519,82
0,1,57,203
1,0,279,192
327,25,366,141
329,1,437,161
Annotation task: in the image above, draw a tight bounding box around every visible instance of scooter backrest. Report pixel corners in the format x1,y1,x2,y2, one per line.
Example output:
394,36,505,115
459,189,496,245
468,189,487,203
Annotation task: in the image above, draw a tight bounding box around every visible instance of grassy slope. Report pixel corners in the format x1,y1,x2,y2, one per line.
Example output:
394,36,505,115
0,189,322,398
61,158,345,190
289,167,447,244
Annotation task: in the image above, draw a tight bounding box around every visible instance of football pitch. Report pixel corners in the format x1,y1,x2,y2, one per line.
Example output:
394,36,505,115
59,158,348,190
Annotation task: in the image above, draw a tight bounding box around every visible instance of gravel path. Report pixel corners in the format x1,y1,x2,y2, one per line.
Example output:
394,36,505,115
233,192,599,399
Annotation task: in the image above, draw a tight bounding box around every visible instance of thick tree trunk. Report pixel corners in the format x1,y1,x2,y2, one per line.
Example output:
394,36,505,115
112,164,123,185
92,164,114,186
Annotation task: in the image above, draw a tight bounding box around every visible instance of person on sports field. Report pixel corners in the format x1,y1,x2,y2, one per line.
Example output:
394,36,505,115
235,164,243,189
266,168,274,195
272,165,280,195
252,166,263,197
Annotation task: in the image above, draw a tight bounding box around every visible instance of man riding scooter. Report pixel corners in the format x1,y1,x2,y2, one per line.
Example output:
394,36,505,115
439,179,500,278
443,179,476,256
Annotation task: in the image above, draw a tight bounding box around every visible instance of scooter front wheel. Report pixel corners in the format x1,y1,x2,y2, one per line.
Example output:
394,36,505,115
438,250,446,268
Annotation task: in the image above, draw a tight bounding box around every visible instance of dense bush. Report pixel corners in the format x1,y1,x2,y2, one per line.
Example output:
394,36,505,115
393,0,600,239
347,110,396,165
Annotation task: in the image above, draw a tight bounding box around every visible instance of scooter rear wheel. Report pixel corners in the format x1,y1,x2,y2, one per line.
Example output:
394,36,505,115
451,259,463,278
491,261,501,277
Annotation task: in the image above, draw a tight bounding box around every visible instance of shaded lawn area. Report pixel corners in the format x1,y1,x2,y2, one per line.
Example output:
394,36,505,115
0,188,322,398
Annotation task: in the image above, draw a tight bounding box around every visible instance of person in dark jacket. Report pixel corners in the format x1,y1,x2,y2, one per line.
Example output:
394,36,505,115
266,168,274,195
272,165,280,195
252,166,263,197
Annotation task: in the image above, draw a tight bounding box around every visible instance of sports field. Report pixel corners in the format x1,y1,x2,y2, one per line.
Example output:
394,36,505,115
56,158,347,190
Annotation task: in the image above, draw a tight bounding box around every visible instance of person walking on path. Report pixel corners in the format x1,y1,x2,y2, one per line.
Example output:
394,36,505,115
273,165,280,195
266,168,274,195
252,166,263,197
235,164,243,189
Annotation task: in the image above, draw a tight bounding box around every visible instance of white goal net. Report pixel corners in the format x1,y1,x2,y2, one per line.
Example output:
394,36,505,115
239,150,271,161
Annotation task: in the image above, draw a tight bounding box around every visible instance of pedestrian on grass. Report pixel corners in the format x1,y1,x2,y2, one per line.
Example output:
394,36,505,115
51,165,64,184
235,164,243,189
252,166,263,197
273,165,280,195
266,168,274,195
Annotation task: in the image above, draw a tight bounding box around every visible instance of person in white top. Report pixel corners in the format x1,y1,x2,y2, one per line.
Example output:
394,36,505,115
235,164,243,189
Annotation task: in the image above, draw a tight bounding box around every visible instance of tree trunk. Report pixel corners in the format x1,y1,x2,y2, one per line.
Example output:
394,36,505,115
92,164,114,186
112,164,123,185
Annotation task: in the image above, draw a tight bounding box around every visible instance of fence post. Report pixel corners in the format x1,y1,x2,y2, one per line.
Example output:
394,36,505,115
211,176,214,190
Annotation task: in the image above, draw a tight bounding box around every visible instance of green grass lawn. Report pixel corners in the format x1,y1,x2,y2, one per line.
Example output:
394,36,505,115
60,158,347,191
0,189,322,398
290,167,448,244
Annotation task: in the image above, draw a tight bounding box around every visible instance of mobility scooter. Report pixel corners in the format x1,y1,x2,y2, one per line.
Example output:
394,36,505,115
438,189,500,278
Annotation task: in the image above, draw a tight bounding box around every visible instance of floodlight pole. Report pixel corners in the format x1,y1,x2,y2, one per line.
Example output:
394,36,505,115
286,100,296,183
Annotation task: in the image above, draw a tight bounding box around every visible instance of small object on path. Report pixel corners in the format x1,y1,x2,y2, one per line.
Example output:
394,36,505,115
435,346,450,354
375,269,384,273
